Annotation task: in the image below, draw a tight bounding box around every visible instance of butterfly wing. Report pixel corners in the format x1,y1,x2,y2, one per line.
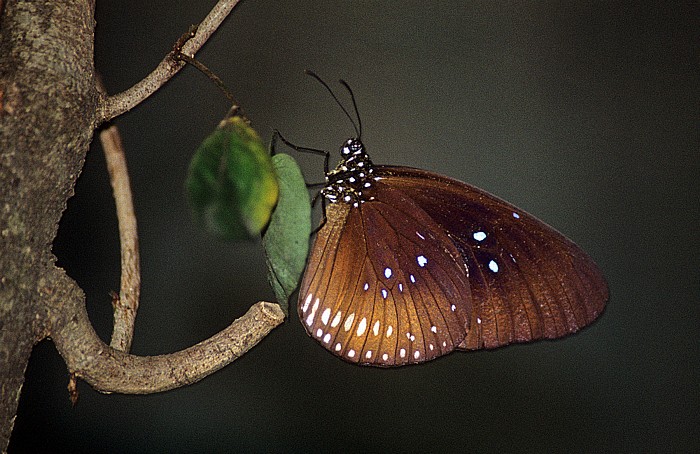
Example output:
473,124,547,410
298,182,471,366
375,165,608,350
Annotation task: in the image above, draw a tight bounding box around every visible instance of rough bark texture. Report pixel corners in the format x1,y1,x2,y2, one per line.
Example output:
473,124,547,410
0,0,98,450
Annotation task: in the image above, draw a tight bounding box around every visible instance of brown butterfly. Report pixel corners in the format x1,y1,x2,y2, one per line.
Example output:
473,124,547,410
290,73,608,367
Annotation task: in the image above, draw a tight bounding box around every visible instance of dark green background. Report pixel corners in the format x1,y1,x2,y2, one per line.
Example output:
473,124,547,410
10,1,698,452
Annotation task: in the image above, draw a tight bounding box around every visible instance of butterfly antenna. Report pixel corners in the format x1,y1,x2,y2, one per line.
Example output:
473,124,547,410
305,70,360,139
338,79,362,139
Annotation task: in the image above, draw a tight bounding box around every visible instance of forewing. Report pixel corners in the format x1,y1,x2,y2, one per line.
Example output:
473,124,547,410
376,166,608,350
298,184,471,366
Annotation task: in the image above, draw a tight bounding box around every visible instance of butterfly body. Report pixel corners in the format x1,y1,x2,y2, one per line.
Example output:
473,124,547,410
298,138,608,367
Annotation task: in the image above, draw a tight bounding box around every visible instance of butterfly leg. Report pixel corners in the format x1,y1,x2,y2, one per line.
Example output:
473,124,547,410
272,130,330,174
271,130,332,236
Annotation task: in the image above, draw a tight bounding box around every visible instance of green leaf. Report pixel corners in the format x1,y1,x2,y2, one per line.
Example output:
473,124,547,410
186,116,279,241
262,153,312,314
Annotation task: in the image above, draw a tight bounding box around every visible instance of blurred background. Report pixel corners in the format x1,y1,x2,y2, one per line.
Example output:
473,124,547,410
9,1,698,452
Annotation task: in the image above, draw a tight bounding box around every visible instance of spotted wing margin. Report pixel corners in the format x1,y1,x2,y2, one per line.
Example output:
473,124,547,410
375,165,609,350
297,185,471,366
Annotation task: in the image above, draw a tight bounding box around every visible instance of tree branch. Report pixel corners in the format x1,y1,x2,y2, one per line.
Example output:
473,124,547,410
1,0,286,448
97,0,242,123
100,125,141,352
51,271,285,394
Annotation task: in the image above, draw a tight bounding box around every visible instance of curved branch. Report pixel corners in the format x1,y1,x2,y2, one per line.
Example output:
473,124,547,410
97,0,241,123
51,273,285,394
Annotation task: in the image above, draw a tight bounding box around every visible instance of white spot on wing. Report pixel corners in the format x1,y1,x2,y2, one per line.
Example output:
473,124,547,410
365,350,372,359
513,212,520,219
304,298,320,326
331,311,342,327
473,231,487,242
399,348,406,358
344,313,355,332
363,282,369,291
321,308,331,325
302,294,312,312
381,289,388,299
410,274,416,283
373,320,380,336
323,333,331,343
489,259,499,272
384,267,392,279
316,328,323,337
335,343,342,351
398,283,403,292
348,349,356,358
431,326,437,333
356,317,367,336
414,350,420,359
417,255,428,267
416,231,425,240
387,325,394,337
382,353,389,361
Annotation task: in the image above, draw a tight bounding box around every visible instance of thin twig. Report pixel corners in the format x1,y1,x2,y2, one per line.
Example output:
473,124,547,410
100,125,141,353
174,53,239,108
98,0,242,122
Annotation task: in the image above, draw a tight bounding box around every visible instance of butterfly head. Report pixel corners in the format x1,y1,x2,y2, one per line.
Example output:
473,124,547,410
341,137,364,156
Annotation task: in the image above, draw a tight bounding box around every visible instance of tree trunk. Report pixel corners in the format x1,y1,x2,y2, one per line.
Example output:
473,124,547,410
0,0,97,450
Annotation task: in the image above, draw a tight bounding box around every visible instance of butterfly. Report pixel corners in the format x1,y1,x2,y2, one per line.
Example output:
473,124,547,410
288,72,608,367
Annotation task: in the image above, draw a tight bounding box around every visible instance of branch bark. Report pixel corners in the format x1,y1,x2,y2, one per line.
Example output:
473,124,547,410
0,0,283,450
51,273,284,394
100,125,141,353
0,1,98,448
